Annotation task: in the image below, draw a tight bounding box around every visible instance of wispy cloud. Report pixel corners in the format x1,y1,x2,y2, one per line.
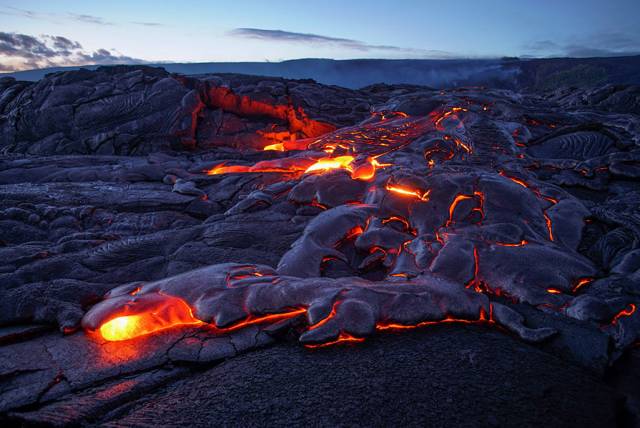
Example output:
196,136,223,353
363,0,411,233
229,28,456,58
0,6,114,26
0,6,58,22
131,21,165,27
0,31,143,71
67,13,113,25
524,32,640,57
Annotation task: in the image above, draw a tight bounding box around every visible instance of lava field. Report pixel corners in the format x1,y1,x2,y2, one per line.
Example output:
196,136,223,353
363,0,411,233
1,66,640,426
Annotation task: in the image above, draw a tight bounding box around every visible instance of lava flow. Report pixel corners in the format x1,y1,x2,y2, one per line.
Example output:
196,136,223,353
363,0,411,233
97,295,203,341
207,155,386,181
95,295,306,341
205,111,434,181
83,99,594,351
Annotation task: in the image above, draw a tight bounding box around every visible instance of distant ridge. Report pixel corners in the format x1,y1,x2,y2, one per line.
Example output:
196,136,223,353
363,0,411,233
3,56,640,89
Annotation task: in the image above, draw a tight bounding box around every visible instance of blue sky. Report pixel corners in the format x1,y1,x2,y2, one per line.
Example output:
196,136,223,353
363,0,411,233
1,0,639,70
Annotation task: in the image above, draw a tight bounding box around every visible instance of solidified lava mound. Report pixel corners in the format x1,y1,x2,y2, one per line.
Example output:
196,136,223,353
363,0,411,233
1,65,640,425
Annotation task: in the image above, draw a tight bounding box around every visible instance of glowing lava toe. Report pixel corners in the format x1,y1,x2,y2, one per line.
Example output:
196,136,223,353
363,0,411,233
84,293,203,341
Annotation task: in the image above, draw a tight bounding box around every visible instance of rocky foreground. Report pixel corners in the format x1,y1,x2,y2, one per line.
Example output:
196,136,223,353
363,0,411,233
1,66,640,426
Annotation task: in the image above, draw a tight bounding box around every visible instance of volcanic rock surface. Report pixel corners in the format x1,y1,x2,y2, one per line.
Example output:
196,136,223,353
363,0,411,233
1,65,640,426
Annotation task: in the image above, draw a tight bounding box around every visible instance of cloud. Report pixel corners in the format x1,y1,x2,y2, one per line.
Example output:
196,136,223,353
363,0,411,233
67,13,113,25
228,28,456,58
0,32,143,71
0,63,17,72
0,33,58,60
0,6,54,21
131,21,165,27
46,35,83,52
0,7,113,26
524,32,640,57
77,48,140,65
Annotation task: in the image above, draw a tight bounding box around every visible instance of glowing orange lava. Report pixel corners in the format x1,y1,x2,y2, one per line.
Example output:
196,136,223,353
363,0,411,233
385,183,431,201
499,171,529,188
96,295,306,341
382,216,413,233
572,278,593,293
377,308,492,331
611,304,636,325
304,155,355,174
215,308,307,332
98,295,203,341
543,212,554,241
446,194,473,227
465,246,488,293
308,303,339,331
207,155,386,181
433,107,468,131
304,332,365,348
263,143,286,151
494,240,528,247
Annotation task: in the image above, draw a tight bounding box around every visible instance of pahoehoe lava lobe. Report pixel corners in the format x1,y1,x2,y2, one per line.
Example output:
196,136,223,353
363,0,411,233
1,66,640,426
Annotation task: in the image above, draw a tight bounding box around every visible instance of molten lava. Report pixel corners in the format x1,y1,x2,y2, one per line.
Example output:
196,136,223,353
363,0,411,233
84,98,591,352
448,194,472,222
543,212,555,241
304,332,365,348
98,295,203,341
377,307,492,331
207,155,386,181
385,183,431,201
215,308,307,332
205,111,435,183
611,304,636,325
572,278,593,293
263,142,286,151
97,300,307,341
304,156,355,174
493,240,528,247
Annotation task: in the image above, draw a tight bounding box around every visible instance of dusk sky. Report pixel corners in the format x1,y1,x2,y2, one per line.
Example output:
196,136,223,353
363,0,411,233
1,0,639,71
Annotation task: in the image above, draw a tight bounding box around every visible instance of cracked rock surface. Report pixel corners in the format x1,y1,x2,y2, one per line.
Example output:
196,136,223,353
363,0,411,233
1,66,640,426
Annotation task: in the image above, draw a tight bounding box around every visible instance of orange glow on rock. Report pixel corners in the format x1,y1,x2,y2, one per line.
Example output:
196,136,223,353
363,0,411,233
546,288,562,294
344,225,365,240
